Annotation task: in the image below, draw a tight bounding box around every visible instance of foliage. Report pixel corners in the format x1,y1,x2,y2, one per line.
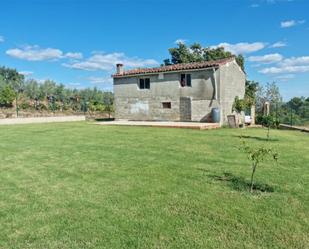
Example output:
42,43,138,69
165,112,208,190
0,65,114,113
164,42,245,71
240,139,278,192
0,85,16,107
233,96,246,113
245,80,259,107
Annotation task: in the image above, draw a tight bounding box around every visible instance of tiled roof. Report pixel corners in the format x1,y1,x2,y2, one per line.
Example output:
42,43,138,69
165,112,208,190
112,57,235,78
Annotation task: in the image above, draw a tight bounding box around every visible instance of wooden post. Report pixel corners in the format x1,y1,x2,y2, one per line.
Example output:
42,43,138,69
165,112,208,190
263,101,270,116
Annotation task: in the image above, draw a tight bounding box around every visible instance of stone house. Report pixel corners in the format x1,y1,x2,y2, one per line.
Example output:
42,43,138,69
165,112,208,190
112,57,245,124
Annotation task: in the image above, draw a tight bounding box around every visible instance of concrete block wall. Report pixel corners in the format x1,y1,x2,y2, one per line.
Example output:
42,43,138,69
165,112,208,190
113,60,245,124
179,97,192,121
191,99,219,122
114,69,216,121
218,60,246,124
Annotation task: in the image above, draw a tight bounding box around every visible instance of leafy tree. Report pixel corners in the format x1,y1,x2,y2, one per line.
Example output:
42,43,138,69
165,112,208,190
164,43,245,71
0,85,16,107
245,80,259,107
0,65,115,114
233,96,246,114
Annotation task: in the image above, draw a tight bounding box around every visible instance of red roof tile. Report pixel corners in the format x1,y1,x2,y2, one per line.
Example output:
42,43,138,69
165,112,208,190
112,57,235,78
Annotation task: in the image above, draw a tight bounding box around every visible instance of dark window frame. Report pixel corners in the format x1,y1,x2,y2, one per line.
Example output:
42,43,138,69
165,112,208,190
139,78,150,90
180,73,192,87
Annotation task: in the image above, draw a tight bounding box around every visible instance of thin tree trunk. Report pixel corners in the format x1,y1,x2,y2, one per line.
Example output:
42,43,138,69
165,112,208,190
250,163,257,192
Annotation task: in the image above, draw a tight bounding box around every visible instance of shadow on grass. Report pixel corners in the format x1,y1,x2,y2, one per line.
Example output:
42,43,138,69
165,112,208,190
234,135,279,142
207,172,275,193
95,118,115,122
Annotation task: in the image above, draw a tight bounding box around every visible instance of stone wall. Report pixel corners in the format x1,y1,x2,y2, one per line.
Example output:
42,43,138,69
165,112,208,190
0,109,111,119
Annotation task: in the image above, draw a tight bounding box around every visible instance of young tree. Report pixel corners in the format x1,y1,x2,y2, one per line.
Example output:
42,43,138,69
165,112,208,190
240,140,278,192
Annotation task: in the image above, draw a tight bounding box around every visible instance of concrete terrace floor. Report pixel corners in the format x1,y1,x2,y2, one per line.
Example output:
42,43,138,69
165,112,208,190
96,120,220,130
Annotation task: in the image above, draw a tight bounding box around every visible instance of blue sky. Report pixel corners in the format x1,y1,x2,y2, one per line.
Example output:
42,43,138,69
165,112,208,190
0,0,308,100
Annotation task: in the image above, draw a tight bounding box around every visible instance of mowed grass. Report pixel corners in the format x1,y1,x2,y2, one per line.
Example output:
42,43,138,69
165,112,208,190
0,122,308,249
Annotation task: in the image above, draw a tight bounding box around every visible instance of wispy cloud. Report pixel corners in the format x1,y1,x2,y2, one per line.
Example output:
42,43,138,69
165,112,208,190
281,19,305,28
6,45,83,61
65,52,83,59
212,42,266,54
0,36,4,42
250,4,259,8
248,53,283,64
63,52,159,71
270,41,287,48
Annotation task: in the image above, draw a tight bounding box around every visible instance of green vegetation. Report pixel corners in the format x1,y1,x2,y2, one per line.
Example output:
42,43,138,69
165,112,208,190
0,67,113,113
163,42,245,71
256,82,309,126
0,123,308,248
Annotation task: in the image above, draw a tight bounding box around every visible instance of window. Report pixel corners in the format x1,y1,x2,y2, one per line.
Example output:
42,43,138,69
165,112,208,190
139,78,150,89
162,102,171,109
180,74,191,87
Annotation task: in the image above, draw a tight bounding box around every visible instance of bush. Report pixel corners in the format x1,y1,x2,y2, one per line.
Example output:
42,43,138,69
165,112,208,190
20,102,32,110
233,96,246,114
0,85,16,107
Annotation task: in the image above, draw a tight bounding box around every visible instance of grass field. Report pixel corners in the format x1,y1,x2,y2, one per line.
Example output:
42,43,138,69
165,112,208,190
0,122,308,249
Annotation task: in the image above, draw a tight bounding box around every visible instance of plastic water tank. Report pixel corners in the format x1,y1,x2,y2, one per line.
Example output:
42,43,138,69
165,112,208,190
211,108,220,123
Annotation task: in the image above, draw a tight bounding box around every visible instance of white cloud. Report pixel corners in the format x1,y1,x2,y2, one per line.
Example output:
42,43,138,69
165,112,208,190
63,52,159,71
281,20,306,28
259,55,309,74
250,4,259,7
0,36,4,42
6,45,63,61
65,52,83,59
248,53,283,64
19,71,34,76
88,76,113,84
280,56,309,66
6,45,82,61
175,39,187,44
212,42,266,54
270,41,287,48
259,65,309,74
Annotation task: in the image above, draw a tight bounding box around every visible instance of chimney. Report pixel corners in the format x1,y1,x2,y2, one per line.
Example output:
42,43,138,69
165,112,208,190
116,63,124,74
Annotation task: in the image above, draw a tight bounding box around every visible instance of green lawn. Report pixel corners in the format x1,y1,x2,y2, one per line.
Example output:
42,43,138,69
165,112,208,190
0,122,308,249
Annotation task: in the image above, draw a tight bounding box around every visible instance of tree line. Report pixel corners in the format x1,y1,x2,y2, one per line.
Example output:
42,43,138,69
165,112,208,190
0,67,113,115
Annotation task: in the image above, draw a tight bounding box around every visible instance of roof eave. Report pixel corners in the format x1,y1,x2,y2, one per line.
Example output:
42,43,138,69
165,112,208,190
112,65,220,79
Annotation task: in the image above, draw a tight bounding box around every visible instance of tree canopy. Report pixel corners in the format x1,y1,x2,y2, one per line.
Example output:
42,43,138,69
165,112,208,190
0,66,113,112
163,42,245,71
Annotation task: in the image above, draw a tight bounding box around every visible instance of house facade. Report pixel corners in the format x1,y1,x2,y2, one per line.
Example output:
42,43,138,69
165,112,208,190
112,57,245,124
